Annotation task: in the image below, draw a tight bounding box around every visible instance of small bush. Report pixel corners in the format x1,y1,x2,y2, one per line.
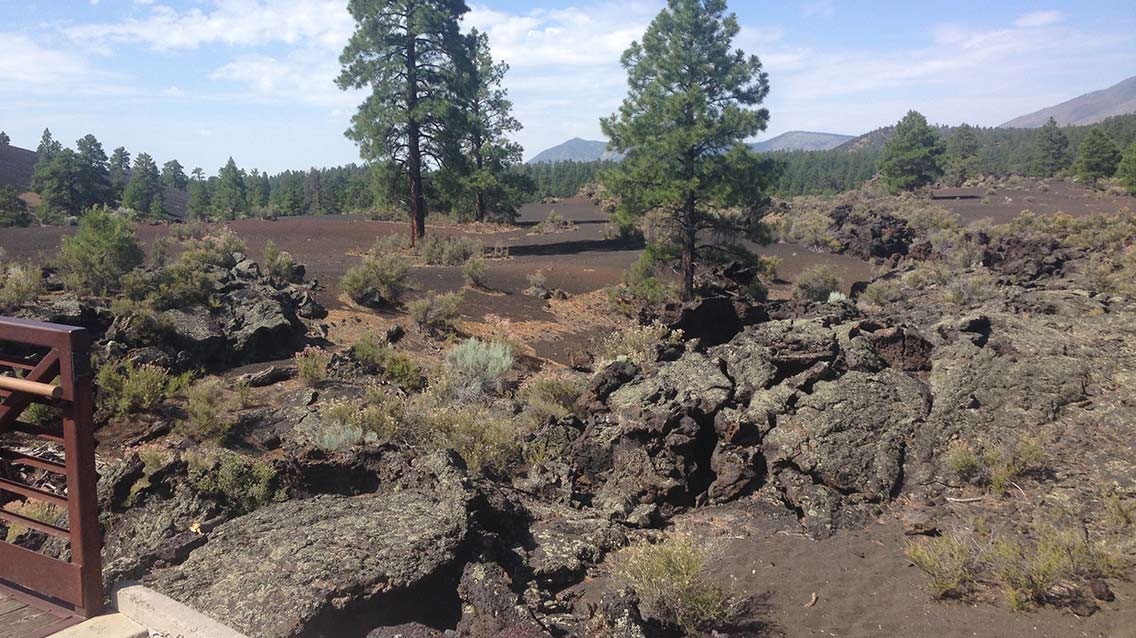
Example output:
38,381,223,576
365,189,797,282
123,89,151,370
1103,491,1135,531
186,449,284,515
408,290,464,334
97,359,190,418
2,500,63,542
350,333,426,391
858,279,903,308
462,257,489,288
56,207,144,296
445,338,514,400
526,269,547,289
182,377,238,441
295,347,331,386
0,263,44,308
946,436,1047,494
517,370,587,429
410,404,516,473
943,270,997,307
985,525,1115,611
612,535,735,635
419,235,482,266
264,240,300,283
534,211,575,234
317,388,405,451
906,533,976,598
342,254,410,307
596,322,680,370
794,265,842,302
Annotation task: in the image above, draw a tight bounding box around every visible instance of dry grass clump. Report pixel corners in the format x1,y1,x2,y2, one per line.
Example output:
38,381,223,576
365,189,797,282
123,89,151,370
350,333,425,391
316,386,405,451
0,262,44,308
419,235,483,266
516,369,587,429
596,322,681,370
612,535,737,635
2,500,63,542
942,269,998,307
181,377,241,441
295,346,331,386
905,533,977,598
794,265,842,302
462,257,489,288
946,435,1047,494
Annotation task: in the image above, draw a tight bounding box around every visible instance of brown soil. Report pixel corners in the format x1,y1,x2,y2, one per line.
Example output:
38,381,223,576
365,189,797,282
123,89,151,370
933,178,1135,225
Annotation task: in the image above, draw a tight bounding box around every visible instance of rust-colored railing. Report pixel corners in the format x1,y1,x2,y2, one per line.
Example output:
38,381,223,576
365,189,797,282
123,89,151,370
0,316,103,618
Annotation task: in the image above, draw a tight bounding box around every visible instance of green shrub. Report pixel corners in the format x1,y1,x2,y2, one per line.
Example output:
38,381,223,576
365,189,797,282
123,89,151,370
906,533,975,598
534,211,575,234
182,377,238,441
794,265,842,302
264,240,301,283
372,233,412,255
858,279,903,308
0,263,44,308
419,235,483,266
341,254,410,306
350,333,426,391
57,207,145,296
295,347,331,386
943,270,997,306
317,388,405,451
411,404,517,473
445,338,514,400
96,359,191,418
462,257,488,288
186,449,284,515
612,536,735,635
408,291,464,334
0,186,31,228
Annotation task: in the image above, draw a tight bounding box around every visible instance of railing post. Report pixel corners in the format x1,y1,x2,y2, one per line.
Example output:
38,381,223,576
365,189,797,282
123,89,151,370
60,327,103,616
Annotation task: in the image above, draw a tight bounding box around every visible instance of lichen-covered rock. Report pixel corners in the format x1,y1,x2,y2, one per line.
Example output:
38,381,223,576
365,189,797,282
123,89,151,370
456,562,550,638
146,453,473,638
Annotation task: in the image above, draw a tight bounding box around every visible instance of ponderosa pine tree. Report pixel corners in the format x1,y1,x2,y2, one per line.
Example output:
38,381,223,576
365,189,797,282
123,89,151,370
37,150,85,216
109,147,131,203
601,0,776,301
75,134,112,209
337,0,470,242
1117,141,1136,195
1031,117,1071,177
451,29,528,222
1075,128,1122,185
187,168,211,219
877,111,946,192
247,169,269,209
122,153,162,214
0,131,9,146
31,129,63,194
162,159,189,191
212,158,247,218
945,123,980,187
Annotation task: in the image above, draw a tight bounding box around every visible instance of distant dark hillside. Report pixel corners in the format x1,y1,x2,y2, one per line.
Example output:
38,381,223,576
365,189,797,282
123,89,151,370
528,138,623,164
0,144,37,190
750,131,855,153
1002,75,1136,128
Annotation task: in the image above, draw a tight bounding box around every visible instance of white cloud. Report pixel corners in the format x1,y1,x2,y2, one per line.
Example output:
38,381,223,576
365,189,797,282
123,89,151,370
210,52,361,108
802,1,835,18
64,0,354,52
1014,11,1063,28
0,33,90,86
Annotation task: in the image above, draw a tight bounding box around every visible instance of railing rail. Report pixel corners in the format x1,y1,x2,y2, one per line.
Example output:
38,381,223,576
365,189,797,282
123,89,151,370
0,316,103,618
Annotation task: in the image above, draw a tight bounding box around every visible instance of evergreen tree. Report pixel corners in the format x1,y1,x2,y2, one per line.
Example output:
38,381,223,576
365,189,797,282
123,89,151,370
451,29,529,221
1031,117,1072,177
0,186,31,227
1117,141,1136,195
945,123,980,187
0,131,9,146
303,169,325,214
31,129,63,194
1075,128,1122,184
247,169,269,209
161,159,189,191
212,157,247,218
877,111,946,192
109,147,131,203
121,153,162,214
601,0,776,301
75,134,112,209
149,187,167,219
337,0,470,241
187,168,211,219
37,150,86,216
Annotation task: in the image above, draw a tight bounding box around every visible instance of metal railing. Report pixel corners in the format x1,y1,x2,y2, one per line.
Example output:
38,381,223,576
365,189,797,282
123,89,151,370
0,316,103,618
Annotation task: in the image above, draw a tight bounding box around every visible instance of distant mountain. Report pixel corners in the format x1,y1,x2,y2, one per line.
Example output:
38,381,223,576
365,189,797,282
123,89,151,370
749,131,855,153
528,138,622,164
1001,75,1136,128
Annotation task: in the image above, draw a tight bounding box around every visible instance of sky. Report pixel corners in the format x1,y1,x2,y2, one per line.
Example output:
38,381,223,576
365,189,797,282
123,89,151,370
1,0,1134,174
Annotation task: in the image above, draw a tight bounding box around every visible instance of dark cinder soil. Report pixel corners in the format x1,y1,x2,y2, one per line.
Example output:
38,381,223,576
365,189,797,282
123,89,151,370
933,179,1134,225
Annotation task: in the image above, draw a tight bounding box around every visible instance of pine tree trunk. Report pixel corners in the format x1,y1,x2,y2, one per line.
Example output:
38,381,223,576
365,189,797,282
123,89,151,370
682,195,696,301
406,31,426,244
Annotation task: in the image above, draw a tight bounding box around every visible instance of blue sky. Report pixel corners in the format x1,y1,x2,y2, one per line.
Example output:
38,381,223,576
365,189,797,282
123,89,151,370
1,0,1133,174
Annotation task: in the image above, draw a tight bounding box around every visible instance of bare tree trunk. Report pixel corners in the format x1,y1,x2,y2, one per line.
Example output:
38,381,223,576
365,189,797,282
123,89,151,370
682,195,696,301
406,31,426,244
